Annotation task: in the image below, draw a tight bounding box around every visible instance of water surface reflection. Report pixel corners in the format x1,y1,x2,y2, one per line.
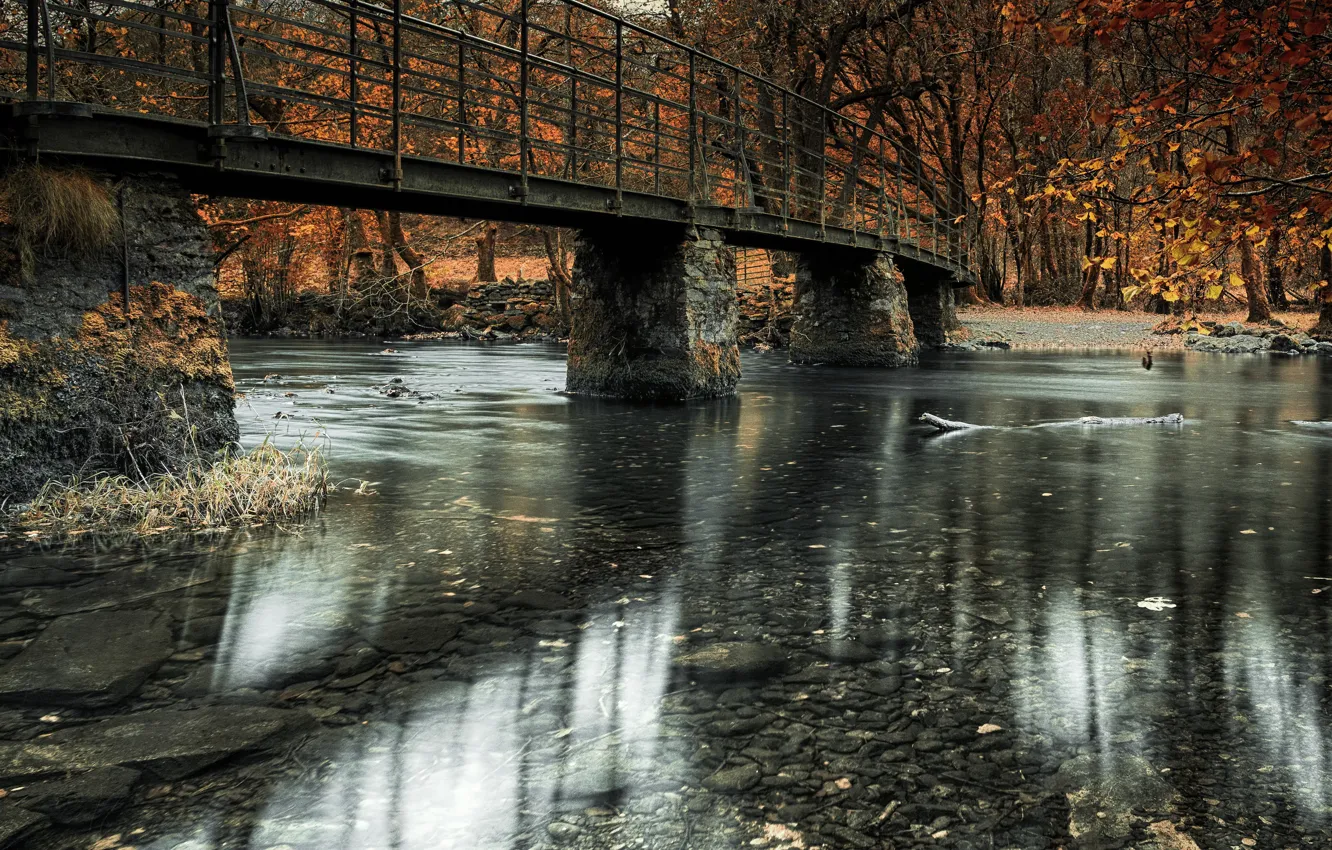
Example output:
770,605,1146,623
2,342,1330,850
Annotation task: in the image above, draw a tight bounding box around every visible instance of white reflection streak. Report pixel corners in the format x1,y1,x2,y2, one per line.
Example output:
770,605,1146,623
213,555,354,692
250,593,679,850
1227,619,1328,814
829,563,850,640
1016,590,1122,750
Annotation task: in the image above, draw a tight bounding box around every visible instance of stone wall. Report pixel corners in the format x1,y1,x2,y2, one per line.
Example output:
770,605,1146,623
789,251,919,367
566,225,740,400
0,171,237,502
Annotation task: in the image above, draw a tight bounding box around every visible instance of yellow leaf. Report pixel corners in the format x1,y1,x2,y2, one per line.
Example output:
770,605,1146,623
1205,284,1224,300
1230,272,1246,288
1162,290,1180,302
1100,257,1118,269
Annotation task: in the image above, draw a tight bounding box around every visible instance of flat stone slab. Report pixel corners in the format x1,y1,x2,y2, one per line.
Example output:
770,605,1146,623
673,642,789,684
366,618,460,654
0,609,173,708
500,590,574,610
0,706,316,783
10,765,140,825
20,570,214,617
0,804,46,849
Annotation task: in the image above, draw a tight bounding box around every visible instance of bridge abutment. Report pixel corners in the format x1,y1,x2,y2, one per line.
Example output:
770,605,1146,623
789,250,919,367
0,168,237,503
906,278,964,349
566,225,740,400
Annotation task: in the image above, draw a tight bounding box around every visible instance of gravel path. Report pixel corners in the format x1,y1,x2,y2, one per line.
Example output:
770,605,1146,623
958,306,1318,351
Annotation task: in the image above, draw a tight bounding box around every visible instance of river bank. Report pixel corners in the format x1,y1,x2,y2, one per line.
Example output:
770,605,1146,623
958,306,1332,353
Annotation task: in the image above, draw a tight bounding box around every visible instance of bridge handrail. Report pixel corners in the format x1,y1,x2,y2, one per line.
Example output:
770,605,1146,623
1,0,974,273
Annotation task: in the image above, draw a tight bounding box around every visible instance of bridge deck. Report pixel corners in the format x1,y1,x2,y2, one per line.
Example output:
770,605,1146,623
1,0,976,285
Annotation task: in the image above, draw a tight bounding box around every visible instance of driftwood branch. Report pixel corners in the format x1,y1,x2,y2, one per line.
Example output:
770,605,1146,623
920,412,1184,433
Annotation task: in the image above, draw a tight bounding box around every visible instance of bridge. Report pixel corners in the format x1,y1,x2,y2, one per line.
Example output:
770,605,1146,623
1,0,975,403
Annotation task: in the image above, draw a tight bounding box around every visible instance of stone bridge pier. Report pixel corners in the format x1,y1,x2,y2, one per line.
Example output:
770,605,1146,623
905,272,965,349
566,224,740,401
789,249,919,367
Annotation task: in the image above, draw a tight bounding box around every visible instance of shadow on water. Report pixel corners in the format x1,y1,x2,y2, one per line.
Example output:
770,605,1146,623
1,341,1330,849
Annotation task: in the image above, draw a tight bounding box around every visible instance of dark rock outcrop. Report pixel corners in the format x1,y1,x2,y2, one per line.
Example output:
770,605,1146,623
0,170,237,503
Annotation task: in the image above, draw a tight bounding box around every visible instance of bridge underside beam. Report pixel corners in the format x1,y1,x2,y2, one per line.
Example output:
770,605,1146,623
567,225,740,401
789,250,919,368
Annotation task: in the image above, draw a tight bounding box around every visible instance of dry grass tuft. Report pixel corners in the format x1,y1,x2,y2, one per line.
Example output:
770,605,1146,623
1,164,120,279
9,442,328,537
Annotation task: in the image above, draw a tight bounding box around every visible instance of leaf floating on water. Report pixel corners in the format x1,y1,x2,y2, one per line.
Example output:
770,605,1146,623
1236,612,1252,618
1240,529,1257,535
808,544,827,549
977,723,1003,735
835,777,853,790
1137,597,1177,611
551,728,573,738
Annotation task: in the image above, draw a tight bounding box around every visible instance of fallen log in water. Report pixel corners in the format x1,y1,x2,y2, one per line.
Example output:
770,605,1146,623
919,412,1184,432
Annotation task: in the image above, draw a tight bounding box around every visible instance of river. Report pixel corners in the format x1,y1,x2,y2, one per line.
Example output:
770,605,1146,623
2,341,1330,850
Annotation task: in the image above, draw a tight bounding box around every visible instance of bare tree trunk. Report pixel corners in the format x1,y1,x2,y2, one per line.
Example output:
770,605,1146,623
1075,218,1101,310
1313,243,1332,339
1265,230,1287,310
345,209,376,290
374,212,398,280
384,211,429,302
1240,234,1272,323
476,223,498,282
541,228,573,333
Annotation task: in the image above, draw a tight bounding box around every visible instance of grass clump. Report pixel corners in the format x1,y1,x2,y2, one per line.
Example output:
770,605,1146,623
9,442,328,537
1,164,120,280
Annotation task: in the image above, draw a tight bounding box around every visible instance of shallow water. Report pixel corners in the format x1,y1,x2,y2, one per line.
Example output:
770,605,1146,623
3,342,1332,850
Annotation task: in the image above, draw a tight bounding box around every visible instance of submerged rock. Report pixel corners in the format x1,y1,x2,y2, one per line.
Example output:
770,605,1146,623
366,618,460,654
9,765,140,825
0,804,46,848
673,642,789,683
0,706,316,782
702,762,762,793
0,609,173,708
1054,753,1174,848
500,590,574,611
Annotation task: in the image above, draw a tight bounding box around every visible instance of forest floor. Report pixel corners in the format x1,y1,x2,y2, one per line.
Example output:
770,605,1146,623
958,305,1321,350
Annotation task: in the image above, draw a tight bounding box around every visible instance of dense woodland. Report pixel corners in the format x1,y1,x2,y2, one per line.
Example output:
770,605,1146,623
6,0,1330,332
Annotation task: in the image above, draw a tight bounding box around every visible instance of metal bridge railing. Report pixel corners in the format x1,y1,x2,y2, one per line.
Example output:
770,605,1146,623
1,0,973,272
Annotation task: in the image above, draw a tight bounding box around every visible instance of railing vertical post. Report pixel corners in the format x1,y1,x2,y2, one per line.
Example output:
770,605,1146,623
653,97,661,195
735,72,746,207
568,76,578,179
614,18,623,210
687,52,697,201
348,0,359,146
391,0,402,189
817,116,827,236
878,158,888,239
781,89,790,226
519,0,530,197
208,0,224,123
25,0,39,100
456,35,466,164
